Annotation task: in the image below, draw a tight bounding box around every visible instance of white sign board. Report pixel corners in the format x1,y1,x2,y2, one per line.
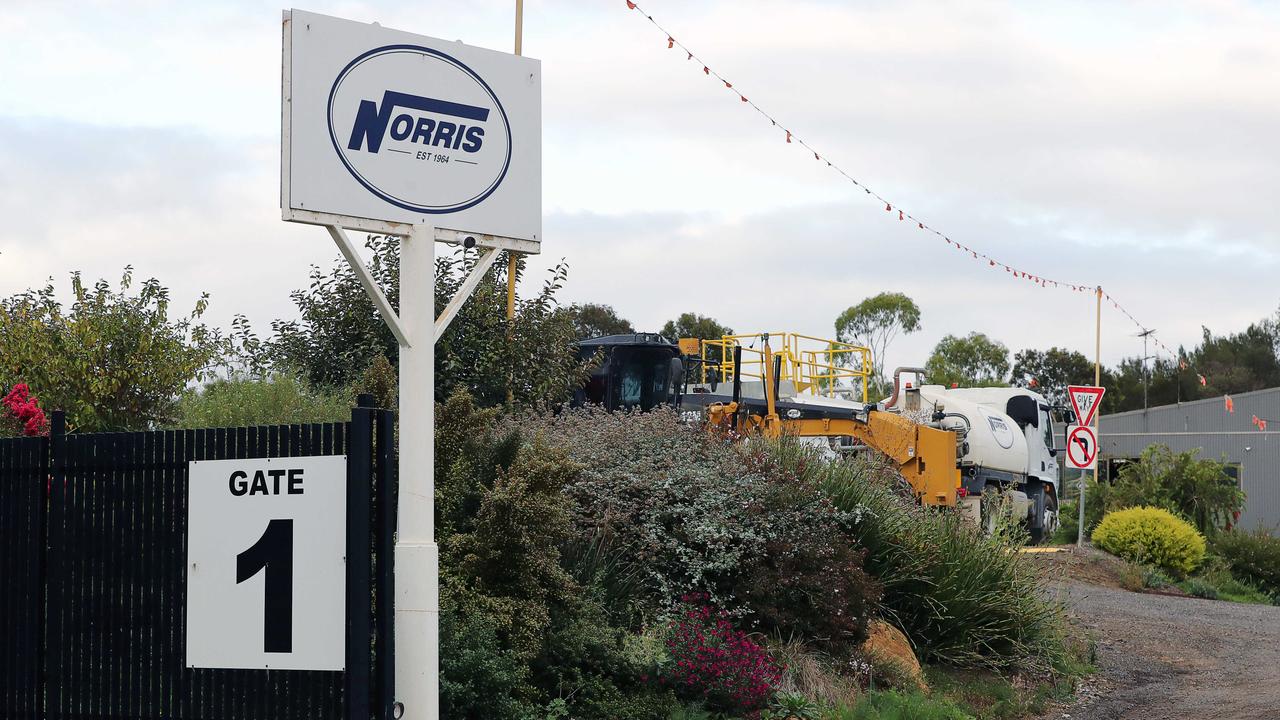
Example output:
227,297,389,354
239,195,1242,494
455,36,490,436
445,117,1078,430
1065,424,1098,470
1067,385,1105,427
282,9,541,242
187,456,347,670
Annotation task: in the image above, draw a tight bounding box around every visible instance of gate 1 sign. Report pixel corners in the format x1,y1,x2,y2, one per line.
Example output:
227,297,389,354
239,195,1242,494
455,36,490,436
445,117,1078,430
187,456,347,671
282,9,542,242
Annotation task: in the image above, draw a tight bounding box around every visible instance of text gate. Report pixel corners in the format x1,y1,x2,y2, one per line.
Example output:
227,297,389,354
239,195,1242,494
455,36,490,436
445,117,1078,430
0,403,395,720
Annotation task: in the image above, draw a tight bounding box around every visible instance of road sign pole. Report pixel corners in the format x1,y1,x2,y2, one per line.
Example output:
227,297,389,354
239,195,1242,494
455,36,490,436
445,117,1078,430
396,224,438,720
1080,287,1103,548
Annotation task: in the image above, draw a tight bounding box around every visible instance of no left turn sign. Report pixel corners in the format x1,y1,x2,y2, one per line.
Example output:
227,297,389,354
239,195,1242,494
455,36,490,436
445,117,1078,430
1066,424,1098,470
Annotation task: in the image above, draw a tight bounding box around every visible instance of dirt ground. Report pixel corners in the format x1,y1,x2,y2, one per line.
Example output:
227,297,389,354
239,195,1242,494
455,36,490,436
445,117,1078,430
1034,548,1280,720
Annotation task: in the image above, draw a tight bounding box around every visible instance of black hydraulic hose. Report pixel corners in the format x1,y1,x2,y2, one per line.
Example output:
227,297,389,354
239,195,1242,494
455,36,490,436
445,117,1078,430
732,346,743,431
772,355,783,405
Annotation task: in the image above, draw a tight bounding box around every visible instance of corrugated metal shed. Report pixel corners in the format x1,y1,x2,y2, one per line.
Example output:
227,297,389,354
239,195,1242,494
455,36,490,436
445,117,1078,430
1099,387,1280,531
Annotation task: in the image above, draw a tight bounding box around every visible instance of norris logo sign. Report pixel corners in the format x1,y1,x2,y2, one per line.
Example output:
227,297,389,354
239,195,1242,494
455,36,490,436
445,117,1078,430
327,45,512,214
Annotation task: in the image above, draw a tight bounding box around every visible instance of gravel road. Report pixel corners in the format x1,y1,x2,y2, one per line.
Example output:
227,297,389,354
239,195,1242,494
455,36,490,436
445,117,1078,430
1043,581,1280,720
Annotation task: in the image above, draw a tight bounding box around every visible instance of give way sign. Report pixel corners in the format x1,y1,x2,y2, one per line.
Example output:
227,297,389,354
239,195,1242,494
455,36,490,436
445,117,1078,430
1066,424,1099,470
1068,385,1106,426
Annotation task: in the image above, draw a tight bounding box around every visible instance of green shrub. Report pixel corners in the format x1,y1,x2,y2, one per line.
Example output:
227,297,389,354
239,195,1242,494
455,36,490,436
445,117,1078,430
513,406,879,654
1107,445,1243,536
173,372,350,428
436,392,672,719
818,453,1066,672
1182,577,1220,600
1212,527,1280,597
1093,507,1206,577
440,608,537,719
1141,565,1175,590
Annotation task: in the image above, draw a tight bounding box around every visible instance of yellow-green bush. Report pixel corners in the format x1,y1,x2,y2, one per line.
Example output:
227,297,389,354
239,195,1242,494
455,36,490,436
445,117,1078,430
1093,507,1206,577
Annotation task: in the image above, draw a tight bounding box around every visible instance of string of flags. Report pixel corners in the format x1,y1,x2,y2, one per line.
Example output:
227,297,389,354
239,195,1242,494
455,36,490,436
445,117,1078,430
621,0,1238,413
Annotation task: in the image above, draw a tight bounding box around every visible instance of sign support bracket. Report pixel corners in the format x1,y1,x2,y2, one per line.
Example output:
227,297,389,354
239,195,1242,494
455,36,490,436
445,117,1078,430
328,226,409,347
436,247,501,336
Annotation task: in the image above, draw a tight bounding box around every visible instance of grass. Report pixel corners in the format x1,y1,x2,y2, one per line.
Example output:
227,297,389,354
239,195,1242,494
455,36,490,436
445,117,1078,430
673,660,1096,720
1112,554,1275,605
1175,568,1274,605
803,448,1068,672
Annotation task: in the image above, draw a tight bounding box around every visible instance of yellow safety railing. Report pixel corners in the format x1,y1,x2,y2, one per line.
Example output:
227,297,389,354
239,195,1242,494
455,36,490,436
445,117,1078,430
695,332,873,402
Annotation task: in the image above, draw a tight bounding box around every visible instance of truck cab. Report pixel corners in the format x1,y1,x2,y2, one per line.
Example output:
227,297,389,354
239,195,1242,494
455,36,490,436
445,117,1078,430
572,333,684,412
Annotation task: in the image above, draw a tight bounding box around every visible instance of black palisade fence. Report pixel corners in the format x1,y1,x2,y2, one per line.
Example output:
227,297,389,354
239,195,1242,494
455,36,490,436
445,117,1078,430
0,400,396,720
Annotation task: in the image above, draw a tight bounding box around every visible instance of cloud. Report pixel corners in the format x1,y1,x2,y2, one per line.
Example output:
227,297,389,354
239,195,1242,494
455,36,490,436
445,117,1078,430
1,0,1277,377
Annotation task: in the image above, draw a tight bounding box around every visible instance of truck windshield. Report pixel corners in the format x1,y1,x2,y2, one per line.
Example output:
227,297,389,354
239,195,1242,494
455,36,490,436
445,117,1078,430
614,347,675,411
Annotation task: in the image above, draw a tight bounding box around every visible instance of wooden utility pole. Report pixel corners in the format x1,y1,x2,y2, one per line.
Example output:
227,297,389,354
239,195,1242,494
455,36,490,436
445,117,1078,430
1079,286,1102,547
504,0,523,406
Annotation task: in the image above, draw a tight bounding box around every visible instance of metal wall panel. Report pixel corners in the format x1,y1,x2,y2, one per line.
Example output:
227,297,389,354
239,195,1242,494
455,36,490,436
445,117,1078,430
1100,387,1280,530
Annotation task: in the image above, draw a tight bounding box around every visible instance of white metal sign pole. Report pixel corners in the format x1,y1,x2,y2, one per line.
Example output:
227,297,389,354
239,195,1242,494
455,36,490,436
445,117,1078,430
397,223,438,720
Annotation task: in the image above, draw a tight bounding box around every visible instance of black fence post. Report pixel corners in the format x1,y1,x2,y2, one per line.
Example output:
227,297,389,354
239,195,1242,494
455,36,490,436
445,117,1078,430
346,400,374,720
373,407,396,719
43,411,66,714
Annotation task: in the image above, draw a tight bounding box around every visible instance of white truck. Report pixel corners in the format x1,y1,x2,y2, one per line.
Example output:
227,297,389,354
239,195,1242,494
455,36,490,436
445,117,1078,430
883,370,1070,543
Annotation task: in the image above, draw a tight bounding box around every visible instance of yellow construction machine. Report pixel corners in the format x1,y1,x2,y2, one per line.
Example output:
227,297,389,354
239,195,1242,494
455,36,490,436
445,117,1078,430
686,333,962,507
573,330,1068,540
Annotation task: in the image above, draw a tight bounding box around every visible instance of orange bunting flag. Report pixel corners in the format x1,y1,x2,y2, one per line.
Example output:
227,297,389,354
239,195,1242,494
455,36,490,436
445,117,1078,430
899,210,904,221
815,152,820,160
703,66,710,75
1226,395,1235,413
886,203,892,212
785,130,791,143
724,80,732,88
741,95,748,102
919,222,924,229
626,0,636,8
687,51,692,60
990,260,996,266
667,37,674,48
1198,374,1207,386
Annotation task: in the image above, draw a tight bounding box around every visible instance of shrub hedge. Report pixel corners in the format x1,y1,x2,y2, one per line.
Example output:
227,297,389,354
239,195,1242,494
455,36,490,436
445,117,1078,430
1211,527,1280,598
1093,506,1206,577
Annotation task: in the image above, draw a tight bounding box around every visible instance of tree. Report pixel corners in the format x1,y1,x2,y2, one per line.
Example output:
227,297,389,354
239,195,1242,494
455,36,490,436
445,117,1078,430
268,235,590,408
565,303,634,339
269,234,401,389
0,267,227,432
834,292,921,389
924,332,1010,388
1194,321,1280,396
1010,347,1095,404
661,312,733,342
1107,444,1244,536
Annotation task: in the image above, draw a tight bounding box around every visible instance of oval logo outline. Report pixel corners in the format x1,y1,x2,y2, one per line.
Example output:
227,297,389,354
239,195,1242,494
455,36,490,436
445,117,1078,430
326,43,513,215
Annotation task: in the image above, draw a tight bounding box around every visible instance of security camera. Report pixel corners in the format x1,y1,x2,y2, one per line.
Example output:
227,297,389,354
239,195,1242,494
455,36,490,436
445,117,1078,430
463,236,477,249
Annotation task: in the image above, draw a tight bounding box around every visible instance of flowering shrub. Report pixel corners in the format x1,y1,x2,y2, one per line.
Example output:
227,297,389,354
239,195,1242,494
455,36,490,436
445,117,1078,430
510,405,879,652
2,384,48,436
661,594,782,714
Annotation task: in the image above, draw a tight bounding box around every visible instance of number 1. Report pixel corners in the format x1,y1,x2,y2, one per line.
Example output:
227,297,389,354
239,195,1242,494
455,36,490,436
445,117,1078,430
236,518,294,653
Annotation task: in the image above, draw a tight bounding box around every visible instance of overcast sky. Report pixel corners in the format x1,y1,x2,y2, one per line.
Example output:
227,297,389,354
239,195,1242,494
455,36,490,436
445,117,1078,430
2,0,1277,373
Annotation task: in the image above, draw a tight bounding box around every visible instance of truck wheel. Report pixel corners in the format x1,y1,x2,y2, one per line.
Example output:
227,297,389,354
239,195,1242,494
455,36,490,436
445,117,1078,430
1028,491,1059,545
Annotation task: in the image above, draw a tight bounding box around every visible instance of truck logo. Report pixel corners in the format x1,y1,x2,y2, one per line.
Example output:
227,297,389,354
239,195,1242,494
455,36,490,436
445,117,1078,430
978,407,1016,449
326,44,512,214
